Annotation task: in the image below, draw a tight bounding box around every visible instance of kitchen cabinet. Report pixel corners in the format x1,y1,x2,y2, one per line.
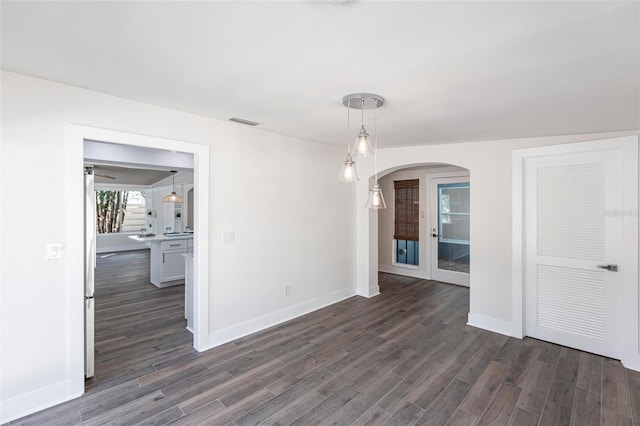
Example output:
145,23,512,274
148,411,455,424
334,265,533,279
150,239,189,287
128,234,193,288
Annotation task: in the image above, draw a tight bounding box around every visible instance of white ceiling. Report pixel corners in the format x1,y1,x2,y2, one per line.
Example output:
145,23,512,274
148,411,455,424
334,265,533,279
2,1,638,148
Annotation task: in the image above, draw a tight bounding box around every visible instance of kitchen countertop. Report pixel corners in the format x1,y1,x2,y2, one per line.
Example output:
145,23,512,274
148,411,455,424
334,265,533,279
128,234,194,242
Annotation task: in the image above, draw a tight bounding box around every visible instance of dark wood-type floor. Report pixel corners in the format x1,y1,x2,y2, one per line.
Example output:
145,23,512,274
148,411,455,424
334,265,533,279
10,249,640,425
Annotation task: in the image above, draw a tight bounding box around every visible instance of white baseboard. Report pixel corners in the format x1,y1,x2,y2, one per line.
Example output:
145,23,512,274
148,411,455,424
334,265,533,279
206,288,356,349
378,264,426,279
467,312,514,337
622,356,640,372
0,380,80,424
356,286,380,298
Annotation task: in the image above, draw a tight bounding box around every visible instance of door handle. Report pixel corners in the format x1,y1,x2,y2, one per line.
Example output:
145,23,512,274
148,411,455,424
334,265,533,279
432,233,439,238
597,264,618,272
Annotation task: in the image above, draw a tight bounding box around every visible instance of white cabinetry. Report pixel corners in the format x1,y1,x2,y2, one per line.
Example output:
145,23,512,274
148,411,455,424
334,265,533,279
150,239,188,287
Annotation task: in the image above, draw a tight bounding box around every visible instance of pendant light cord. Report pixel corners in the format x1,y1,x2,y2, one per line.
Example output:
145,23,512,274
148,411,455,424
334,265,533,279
347,98,351,154
374,101,378,184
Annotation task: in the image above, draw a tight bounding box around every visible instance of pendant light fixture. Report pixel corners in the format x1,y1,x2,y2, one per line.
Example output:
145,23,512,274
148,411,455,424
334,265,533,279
352,96,374,157
162,170,184,203
365,97,386,209
339,93,386,209
338,97,359,182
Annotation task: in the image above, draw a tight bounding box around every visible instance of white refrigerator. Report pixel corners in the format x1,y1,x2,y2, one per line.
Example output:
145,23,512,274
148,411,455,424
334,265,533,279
84,166,96,378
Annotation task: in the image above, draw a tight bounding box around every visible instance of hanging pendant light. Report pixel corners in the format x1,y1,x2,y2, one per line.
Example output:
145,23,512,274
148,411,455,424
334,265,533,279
365,183,386,209
339,153,359,182
352,97,374,157
339,97,359,182
162,170,184,203
339,93,386,209
365,95,386,209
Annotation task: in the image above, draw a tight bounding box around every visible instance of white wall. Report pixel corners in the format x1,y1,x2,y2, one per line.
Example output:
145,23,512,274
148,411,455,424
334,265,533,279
0,71,356,422
356,131,640,337
377,166,467,279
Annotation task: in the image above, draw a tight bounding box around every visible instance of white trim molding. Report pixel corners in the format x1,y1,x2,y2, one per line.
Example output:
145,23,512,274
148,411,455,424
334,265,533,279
512,136,639,371
207,289,356,348
0,380,76,424
467,313,513,337
356,286,381,298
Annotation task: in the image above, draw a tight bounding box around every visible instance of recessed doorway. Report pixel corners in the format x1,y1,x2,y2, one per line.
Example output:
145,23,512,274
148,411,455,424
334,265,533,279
66,125,211,398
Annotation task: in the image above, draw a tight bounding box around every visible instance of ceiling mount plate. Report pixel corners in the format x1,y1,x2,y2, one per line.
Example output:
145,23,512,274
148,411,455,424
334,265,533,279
342,93,384,109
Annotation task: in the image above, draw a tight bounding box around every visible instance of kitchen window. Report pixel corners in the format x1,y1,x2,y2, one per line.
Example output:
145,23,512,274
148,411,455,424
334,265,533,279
96,190,146,233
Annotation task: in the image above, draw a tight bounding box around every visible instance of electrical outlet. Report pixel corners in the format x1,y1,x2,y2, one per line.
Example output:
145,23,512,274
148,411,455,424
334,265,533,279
284,284,291,296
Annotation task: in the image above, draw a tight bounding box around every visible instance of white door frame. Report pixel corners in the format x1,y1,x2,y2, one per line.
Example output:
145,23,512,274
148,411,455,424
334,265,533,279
512,136,639,371
65,125,211,396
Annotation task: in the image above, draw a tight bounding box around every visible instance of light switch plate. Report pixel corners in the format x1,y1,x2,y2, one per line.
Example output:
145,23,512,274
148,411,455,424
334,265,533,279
46,243,67,260
222,231,235,245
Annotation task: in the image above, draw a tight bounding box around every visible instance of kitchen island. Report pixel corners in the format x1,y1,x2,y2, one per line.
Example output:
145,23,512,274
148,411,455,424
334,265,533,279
129,233,193,287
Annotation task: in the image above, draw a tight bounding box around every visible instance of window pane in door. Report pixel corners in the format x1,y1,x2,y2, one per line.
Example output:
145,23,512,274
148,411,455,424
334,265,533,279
438,183,470,273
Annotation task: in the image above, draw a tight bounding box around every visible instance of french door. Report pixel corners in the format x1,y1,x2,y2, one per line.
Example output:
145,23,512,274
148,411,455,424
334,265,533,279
430,177,470,286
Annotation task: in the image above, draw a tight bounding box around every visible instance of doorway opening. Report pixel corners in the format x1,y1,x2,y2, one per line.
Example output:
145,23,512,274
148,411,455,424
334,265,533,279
375,164,470,286
84,154,195,384
65,125,210,397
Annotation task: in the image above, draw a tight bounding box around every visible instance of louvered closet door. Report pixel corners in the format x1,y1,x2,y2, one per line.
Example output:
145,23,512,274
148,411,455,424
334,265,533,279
525,150,623,358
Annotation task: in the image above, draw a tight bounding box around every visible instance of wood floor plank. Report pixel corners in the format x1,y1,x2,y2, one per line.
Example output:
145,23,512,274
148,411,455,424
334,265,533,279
444,409,478,426
352,405,392,426
477,383,522,426
626,369,640,426
602,408,633,426
416,378,472,425
288,386,359,425
10,259,638,426
233,369,333,425
508,407,539,426
377,359,446,414
459,360,510,417
540,400,571,426
602,358,632,419
322,371,402,425
514,360,556,415
576,352,603,394
545,378,576,409
571,387,601,426
384,401,425,426
258,390,326,426
504,345,541,388
176,390,274,426
349,347,414,392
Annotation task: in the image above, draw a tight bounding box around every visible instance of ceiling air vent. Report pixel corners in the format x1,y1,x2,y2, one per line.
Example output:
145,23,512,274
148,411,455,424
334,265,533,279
229,117,260,126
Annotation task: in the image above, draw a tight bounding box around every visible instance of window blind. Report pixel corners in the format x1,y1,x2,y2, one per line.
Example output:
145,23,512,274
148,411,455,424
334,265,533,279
394,179,419,241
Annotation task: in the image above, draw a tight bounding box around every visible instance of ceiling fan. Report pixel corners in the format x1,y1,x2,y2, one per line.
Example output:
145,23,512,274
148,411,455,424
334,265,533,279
94,172,116,180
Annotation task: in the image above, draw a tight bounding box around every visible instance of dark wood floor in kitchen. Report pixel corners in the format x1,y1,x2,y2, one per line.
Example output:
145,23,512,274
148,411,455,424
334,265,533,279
10,249,640,426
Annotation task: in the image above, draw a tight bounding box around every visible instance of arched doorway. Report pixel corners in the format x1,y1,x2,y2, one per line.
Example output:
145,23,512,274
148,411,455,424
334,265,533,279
354,161,470,298
375,163,470,286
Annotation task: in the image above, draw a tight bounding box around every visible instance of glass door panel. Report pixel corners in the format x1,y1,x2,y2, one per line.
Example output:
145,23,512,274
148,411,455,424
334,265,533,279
431,178,470,286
